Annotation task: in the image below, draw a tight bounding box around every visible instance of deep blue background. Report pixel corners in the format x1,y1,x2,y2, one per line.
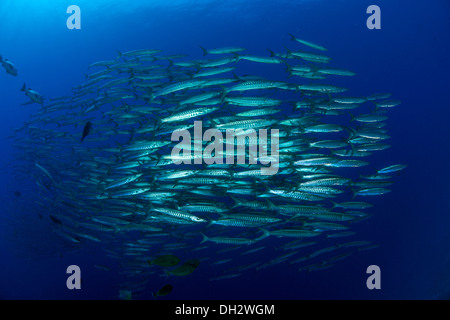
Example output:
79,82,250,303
0,0,449,300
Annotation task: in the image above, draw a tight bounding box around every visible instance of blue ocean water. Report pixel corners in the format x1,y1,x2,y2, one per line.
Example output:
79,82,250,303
0,0,449,300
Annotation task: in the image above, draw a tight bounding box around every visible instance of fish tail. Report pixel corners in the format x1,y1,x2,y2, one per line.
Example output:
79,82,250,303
286,99,297,113
288,33,296,41
0,55,2,62
200,233,209,244
372,100,380,111
331,201,339,209
231,52,241,62
152,115,163,130
230,195,241,208
199,46,208,56
265,199,277,210
257,228,271,240
266,48,275,57
284,46,292,55
283,61,292,75
21,83,26,92
260,182,272,194
344,129,355,144
348,112,355,122
116,50,123,58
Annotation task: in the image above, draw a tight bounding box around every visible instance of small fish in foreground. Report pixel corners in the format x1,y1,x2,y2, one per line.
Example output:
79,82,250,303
153,284,173,298
21,83,44,105
0,55,18,76
81,121,92,142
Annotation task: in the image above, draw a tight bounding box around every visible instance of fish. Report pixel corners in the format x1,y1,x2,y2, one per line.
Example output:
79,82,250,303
161,107,219,123
377,164,408,174
147,255,180,267
332,201,373,210
117,49,162,58
201,233,257,245
50,215,62,226
165,259,200,276
119,290,132,300
21,83,44,105
236,54,284,64
374,100,402,108
199,46,246,56
0,55,18,76
150,206,207,223
81,121,92,142
153,284,173,298
353,187,391,197
288,33,328,51
262,229,322,238
210,273,241,281
105,173,143,189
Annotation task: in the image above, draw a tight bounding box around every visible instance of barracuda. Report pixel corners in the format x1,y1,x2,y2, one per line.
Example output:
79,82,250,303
105,173,143,189
200,234,257,245
161,107,219,123
225,96,282,107
150,206,206,223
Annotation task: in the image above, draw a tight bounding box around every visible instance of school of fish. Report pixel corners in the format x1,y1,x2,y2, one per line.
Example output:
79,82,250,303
6,34,406,298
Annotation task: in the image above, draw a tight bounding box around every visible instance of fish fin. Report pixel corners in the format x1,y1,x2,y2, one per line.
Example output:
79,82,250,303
348,112,355,122
266,48,275,57
284,46,292,55
310,63,319,75
257,228,271,240
153,115,163,130
0,55,2,62
199,46,208,56
372,101,380,112
282,60,292,74
200,233,209,244
230,195,242,208
265,199,277,210
349,141,356,156
331,201,339,209
208,116,218,127
231,72,240,81
259,182,272,195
